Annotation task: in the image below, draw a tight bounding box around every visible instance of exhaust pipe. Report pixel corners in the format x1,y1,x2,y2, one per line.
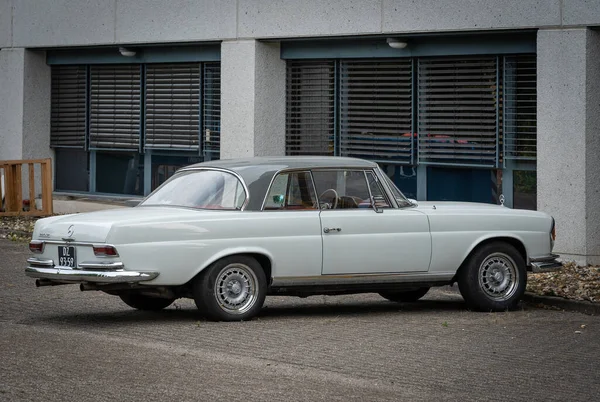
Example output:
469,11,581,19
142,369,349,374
36,279,70,287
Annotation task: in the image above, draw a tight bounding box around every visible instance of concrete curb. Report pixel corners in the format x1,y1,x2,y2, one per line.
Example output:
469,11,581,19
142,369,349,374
523,292,600,315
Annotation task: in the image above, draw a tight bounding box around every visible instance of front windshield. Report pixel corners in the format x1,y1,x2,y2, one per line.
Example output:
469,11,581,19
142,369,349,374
140,169,247,210
380,170,413,208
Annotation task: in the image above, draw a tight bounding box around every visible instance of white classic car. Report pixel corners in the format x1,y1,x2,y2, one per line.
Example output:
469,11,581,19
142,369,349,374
26,157,561,321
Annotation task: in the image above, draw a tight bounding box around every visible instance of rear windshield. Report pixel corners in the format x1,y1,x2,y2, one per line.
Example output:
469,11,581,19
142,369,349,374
140,169,247,210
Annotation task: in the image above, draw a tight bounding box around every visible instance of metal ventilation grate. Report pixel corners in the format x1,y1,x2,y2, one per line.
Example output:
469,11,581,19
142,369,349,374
203,62,221,159
418,57,499,167
286,60,335,156
89,64,141,150
145,63,201,150
340,59,414,164
503,55,537,163
50,65,87,148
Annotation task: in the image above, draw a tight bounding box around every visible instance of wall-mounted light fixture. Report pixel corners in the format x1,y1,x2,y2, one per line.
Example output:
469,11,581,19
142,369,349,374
386,38,408,49
118,47,137,57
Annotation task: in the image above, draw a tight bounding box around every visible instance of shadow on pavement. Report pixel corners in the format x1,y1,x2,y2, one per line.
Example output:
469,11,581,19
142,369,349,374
20,298,468,327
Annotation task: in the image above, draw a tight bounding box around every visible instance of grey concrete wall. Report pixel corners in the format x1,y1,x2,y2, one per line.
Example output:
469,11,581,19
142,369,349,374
220,40,286,159
220,40,256,159
21,50,51,161
584,30,600,264
537,28,600,265
0,0,11,48
12,0,115,47
253,42,286,157
2,0,600,48
0,48,24,161
116,0,236,44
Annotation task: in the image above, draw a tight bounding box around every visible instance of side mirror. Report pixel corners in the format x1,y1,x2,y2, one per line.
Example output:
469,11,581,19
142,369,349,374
408,198,417,206
272,194,285,205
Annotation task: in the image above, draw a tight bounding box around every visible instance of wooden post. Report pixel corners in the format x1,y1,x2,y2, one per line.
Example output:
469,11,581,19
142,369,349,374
41,159,53,215
28,163,35,212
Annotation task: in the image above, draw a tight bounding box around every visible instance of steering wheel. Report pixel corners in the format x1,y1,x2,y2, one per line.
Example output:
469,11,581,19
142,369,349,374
319,188,339,209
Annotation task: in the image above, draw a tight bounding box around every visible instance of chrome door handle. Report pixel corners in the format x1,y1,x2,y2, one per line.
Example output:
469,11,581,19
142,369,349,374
323,227,341,233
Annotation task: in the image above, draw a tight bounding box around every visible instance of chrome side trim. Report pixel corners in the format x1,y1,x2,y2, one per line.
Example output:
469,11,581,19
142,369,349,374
25,266,158,283
271,272,455,287
529,254,562,273
78,261,125,270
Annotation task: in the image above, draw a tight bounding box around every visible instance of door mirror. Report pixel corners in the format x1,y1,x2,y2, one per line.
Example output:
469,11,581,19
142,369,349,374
408,198,417,206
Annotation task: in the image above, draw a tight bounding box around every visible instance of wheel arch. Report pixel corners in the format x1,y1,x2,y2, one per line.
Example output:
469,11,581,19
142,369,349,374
189,247,274,285
452,236,528,282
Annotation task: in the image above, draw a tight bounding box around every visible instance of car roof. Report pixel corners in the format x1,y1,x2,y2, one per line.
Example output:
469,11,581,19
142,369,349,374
181,156,379,211
186,156,377,172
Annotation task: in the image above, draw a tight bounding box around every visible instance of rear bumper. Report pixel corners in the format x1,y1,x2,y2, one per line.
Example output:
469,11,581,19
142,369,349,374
529,254,562,273
26,257,158,283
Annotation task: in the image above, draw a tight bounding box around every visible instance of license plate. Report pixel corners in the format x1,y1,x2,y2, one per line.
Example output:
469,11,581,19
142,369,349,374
58,246,76,268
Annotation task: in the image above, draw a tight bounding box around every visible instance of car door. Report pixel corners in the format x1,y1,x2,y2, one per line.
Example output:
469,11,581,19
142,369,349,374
314,169,432,275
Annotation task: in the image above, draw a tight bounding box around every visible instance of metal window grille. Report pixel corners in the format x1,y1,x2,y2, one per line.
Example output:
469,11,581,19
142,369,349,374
89,64,141,150
50,65,87,148
503,55,537,163
286,60,335,156
417,57,499,167
203,62,221,159
340,59,413,164
144,63,201,150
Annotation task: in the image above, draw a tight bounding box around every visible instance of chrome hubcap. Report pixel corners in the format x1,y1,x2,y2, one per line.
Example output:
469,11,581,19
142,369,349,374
478,253,519,301
214,264,258,315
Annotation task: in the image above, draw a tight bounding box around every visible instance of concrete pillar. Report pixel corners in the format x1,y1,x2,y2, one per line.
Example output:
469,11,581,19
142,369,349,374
220,40,286,159
0,48,51,161
537,28,600,265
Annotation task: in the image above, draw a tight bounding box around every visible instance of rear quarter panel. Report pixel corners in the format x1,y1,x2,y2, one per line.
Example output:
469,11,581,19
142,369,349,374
107,211,323,286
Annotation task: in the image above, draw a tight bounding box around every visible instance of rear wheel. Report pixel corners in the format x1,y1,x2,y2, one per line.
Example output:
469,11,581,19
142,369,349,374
379,287,430,303
119,293,176,311
193,255,267,322
458,242,526,311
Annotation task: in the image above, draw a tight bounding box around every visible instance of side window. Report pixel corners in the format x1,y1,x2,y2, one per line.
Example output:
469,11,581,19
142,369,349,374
365,171,391,209
313,170,371,210
264,171,318,210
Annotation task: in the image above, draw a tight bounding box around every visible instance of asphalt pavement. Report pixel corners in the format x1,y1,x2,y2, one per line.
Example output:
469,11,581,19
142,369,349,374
1,239,599,401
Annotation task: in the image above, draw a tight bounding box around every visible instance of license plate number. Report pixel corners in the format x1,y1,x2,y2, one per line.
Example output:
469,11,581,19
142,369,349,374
58,246,76,268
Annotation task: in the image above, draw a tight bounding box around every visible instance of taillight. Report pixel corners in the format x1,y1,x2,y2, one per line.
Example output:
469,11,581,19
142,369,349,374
551,218,556,241
29,241,44,253
93,245,119,257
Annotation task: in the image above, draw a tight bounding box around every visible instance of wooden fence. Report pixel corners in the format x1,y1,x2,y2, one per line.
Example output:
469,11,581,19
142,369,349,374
0,158,53,216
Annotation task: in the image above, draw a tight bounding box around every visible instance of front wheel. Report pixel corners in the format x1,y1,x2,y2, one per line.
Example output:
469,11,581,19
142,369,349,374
457,242,526,311
193,256,267,321
119,293,176,311
379,287,430,303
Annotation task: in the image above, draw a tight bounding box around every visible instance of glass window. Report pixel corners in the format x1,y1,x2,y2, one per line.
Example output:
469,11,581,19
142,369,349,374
313,170,372,210
96,152,144,195
264,171,317,211
141,170,245,210
55,148,89,192
365,172,391,209
513,170,537,210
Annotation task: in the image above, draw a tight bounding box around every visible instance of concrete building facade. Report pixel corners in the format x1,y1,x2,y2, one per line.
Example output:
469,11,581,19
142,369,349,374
0,0,599,264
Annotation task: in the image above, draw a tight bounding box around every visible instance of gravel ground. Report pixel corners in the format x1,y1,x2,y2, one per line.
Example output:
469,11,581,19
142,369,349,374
2,215,598,303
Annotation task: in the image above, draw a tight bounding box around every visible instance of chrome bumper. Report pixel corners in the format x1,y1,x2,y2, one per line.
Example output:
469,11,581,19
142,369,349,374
26,257,159,283
529,254,562,273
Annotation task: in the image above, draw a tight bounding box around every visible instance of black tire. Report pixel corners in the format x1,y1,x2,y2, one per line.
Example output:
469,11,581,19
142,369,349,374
379,287,430,303
193,255,267,322
457,241,526,312
119,292,176,311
